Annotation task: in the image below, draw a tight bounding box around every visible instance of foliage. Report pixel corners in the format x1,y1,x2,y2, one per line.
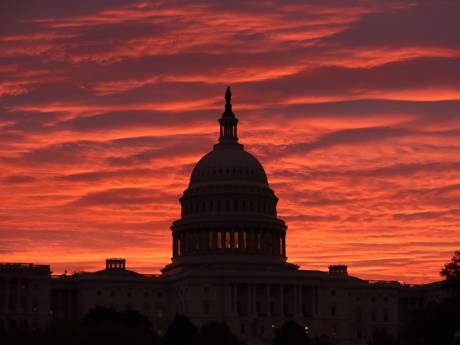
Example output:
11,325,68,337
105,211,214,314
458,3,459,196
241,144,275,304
163,314,197,345
367,328,398,345
77,307,158,345
402,295,460,345
273,320,311,345
193,322,239,345
441,251,460,291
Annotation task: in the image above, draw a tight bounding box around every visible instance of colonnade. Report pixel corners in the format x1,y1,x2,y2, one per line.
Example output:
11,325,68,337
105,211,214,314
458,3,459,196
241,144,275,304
227,283,318,318
173,229,286,257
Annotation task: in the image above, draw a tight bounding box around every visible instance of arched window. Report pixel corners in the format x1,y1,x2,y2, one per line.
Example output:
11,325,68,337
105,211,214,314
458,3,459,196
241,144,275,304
217,232,222,249
234,232,239,249
225,231,231,249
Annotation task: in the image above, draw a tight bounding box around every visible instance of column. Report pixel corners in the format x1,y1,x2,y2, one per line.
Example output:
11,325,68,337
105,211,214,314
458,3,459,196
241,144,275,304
314,286,318,315
293,285,299,316
173,234,177,257
266,284,271,317
247,284,252,316
280,285,284,317
282,234,286,257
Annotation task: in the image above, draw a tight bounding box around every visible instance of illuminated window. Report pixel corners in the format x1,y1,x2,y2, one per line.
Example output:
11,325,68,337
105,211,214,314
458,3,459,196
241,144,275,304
225,231,231,249
243,231,247,249
217,232,222,249
234,232,239,249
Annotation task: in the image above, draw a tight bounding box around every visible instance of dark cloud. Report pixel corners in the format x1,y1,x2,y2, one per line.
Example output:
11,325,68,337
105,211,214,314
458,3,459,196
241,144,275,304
328,1,460,48
72,187,174,207
394,209,460,221
3,175,37,184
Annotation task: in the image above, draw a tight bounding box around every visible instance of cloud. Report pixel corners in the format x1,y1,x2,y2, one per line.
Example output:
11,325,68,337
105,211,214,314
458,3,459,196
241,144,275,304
72,187,174,207
3,175,37,184
0,0,459,283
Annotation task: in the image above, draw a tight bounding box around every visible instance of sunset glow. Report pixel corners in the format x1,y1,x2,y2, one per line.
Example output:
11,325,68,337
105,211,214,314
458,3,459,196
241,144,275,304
1,0,460,283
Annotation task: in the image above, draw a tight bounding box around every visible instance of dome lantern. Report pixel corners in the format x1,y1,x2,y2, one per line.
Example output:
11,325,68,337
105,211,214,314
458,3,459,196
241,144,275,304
218,86,238,144
162,88,296,274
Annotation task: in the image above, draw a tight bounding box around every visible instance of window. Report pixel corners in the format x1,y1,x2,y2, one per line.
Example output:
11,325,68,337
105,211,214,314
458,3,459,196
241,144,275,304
202,300,210,314
217,232,222,249
356,307,362,321
234,232,239,249
157,308,164,318
331,305,336,316
383,309,389,322
177,238,181,256
195,233,200,250
225,231,231,249
208,231,213,249
257,232,261,250
243,231,247,249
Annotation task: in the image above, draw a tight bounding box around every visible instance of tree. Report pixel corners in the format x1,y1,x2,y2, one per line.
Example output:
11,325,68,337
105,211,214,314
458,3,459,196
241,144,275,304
367,328,397,345
402,295,460,345
441,251,460,291
77,307,158,345
163,314,197,345
273,320,311,345
193,322,239,345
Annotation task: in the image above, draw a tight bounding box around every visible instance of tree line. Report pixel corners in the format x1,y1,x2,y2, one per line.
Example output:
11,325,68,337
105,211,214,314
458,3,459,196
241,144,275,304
1,251,459,345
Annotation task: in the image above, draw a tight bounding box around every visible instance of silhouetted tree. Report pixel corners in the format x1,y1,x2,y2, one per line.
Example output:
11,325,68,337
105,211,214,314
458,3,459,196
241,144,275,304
193,322,239,345
401,253,460,345
163,314,197,345
273,320,311,345
311,335,338,345
402,295,460,345
77,306,158,345
442,251,460,292
367,328,397,345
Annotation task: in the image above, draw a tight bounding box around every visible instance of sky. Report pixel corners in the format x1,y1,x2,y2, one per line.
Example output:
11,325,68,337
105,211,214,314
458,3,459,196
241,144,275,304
1,0,459,284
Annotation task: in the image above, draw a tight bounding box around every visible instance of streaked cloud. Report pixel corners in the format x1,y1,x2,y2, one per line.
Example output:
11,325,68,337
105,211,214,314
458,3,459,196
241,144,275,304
1,0,459,283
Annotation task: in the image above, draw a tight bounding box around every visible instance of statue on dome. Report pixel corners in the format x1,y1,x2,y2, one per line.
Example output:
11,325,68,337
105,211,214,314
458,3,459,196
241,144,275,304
225,86,232,105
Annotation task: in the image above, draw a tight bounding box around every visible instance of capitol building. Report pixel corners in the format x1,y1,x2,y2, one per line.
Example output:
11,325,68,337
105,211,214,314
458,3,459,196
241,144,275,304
0,89,444,344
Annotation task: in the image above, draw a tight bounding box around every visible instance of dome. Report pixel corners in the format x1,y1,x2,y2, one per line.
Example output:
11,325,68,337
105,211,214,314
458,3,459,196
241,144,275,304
162,87,294,274
189,143,268,185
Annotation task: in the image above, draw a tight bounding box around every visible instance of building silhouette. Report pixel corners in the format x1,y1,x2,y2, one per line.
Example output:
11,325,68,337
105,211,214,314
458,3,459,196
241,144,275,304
0,88,445,344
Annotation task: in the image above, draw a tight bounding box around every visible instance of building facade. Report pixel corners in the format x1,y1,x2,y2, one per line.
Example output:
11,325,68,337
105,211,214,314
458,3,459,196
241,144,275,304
0,89,444,344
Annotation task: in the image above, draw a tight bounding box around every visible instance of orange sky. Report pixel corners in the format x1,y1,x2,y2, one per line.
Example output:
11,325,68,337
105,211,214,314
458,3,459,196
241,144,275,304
1,0,460,283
